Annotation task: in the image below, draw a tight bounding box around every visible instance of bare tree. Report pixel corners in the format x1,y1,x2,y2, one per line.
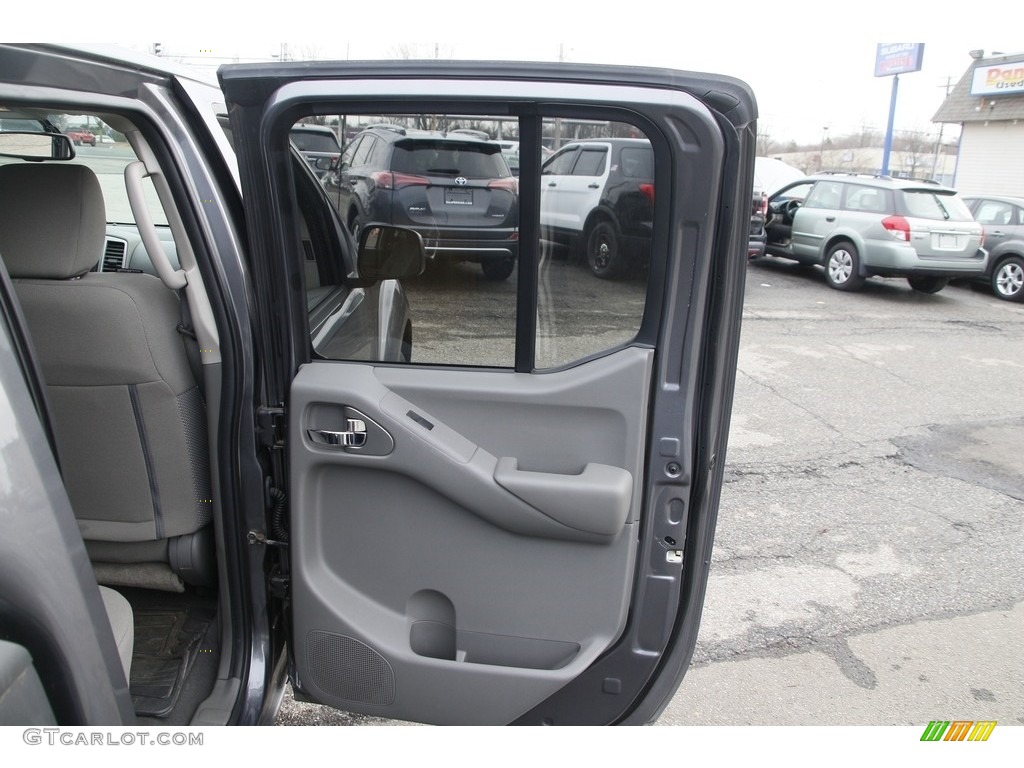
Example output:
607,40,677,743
389,44,455,61
896,129,932,179
756,129,784,156
297,44,323,62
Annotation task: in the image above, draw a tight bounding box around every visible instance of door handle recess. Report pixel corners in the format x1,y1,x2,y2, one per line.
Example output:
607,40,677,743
308,419,367,447
305,407,394,456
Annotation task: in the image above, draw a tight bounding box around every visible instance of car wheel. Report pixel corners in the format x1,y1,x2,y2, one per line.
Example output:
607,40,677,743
991,255,1024,302
480,257,515,281
586,219,625,279
907,276,949,294
823,242,865,291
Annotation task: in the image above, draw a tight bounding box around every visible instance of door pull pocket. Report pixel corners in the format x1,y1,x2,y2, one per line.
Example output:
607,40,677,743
493,457,632,536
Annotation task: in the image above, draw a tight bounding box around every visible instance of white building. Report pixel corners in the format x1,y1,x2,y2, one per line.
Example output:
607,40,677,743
933,53,1024,196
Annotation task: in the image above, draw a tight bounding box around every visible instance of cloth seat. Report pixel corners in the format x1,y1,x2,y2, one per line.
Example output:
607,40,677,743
0,163,211,590
98,586,134,680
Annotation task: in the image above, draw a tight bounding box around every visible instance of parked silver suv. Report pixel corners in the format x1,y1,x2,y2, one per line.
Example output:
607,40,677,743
764,173,987,293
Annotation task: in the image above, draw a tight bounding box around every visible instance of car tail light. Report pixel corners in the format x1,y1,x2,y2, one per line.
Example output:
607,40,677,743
882,215,911,242
758,192,768,216
639,183,655,205
371,171,430,190
488,178,518,193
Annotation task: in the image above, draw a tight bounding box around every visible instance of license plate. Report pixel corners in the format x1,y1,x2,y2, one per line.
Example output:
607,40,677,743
936,233,960,249
445,188,473,206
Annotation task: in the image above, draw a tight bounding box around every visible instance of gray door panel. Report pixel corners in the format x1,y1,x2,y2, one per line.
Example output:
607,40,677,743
289,347,652,724
220,59,754,724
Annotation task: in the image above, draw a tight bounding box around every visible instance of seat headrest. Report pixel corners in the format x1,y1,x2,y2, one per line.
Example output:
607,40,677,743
0,163,106,279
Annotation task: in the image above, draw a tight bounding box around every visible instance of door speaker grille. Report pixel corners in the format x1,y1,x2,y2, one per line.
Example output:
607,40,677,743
305,631,395,706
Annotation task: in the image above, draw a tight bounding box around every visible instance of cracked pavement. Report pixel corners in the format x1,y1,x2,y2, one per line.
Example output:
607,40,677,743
661,259,1024,726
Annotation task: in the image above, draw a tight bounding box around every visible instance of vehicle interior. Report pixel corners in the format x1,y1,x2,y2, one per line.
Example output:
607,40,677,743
0,91,429,723
0,107,231,724
0,101,652,726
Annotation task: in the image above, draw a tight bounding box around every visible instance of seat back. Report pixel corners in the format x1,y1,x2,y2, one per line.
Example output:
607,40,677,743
0,163,210,585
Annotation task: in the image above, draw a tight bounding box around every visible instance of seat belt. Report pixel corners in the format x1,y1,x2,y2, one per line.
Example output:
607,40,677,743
176,290,205,403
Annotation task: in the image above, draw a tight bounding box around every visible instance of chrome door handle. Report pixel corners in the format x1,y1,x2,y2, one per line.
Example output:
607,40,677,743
308,419,367,448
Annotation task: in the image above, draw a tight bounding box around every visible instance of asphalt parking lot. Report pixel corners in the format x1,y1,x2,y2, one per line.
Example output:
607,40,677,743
665,257,1024,726
278,254,1024,726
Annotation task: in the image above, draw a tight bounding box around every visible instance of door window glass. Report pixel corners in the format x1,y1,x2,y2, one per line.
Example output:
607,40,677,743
803,180,843,210
542,147,578,176
572,147,608,177
350,135,376,167
619,146,654,179
294,111,653,371
536,118,651,369
843,185,889,213
973,200,1014,226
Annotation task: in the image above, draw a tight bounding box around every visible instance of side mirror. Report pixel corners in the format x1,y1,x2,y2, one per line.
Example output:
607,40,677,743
0,132,75,161
357,225,425,281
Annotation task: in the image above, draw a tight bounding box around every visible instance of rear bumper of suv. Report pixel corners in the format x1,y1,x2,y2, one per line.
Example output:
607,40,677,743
419,230,519,262
862,242,989,278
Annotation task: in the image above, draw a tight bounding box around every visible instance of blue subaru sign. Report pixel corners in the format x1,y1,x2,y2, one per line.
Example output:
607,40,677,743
874,43,925,77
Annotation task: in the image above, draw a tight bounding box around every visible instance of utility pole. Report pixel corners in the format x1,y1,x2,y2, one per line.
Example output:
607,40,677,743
553,44,565,149
931,76,953,182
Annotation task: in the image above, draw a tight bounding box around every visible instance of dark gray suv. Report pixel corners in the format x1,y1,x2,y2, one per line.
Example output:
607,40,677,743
765,173,987,293
323,124,519,280
963,195,1024,302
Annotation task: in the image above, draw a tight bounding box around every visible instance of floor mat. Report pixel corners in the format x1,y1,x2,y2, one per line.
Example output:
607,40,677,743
130,608,212,718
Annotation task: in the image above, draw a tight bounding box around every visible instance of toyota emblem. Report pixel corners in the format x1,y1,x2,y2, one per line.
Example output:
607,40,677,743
455,177,468,186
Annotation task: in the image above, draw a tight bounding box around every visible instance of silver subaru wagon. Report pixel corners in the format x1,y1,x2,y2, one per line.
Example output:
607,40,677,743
764,172,987,293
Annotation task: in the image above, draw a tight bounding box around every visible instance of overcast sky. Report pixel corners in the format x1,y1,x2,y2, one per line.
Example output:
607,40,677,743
25,1,1023,145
